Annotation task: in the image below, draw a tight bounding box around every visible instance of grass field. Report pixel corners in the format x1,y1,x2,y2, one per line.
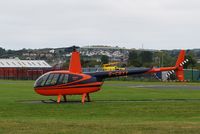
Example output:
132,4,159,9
0,80,200,134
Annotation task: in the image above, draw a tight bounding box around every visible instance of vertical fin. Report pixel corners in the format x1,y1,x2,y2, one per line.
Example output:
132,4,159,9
175,50,186,67
175,50,186,81
175,67,184,81
69,50,82,73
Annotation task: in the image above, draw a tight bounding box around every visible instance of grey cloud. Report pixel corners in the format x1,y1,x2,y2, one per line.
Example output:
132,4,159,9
0,0,200,50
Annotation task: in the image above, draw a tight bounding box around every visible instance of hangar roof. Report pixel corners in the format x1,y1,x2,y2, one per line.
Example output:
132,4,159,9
0,59,51,68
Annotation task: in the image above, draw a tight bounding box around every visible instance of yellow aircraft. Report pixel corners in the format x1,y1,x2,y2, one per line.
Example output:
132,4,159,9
102,62,125,71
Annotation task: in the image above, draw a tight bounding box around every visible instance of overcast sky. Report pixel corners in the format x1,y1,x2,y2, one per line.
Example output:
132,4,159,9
0,0,200,50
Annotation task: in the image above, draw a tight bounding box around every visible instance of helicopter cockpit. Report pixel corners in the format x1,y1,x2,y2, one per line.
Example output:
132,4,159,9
34,72,83,88
34,73,68,87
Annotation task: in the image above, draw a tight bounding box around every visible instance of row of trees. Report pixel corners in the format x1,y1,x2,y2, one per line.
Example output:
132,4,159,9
54,50,200,69
128,50,199,69
0,47,199,69
70,50,199,69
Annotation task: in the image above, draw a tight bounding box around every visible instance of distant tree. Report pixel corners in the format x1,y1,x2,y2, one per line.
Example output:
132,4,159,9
162,51,176,67
80,59,99,67
62,62,70,69
128,51,142,67
101,55,109,64
0,47,6,55
141,51,153,62
152,51,164,67
196,51,200,58
7,49,13,54
184,51,197,69
139,51,153,67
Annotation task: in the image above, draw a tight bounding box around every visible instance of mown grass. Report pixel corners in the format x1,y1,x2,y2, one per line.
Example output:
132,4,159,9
0,80,200,134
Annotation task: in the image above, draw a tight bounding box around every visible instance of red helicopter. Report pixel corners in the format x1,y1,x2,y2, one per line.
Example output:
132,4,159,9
34,46,187,104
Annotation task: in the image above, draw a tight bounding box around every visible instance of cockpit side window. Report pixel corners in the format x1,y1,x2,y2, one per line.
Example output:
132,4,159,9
44,74,60,86
34,73,49,87
57,74,69,85
57,74,64,84
44,74,55,86
50,74,60,85
35,73,70,87
63,74,69,83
